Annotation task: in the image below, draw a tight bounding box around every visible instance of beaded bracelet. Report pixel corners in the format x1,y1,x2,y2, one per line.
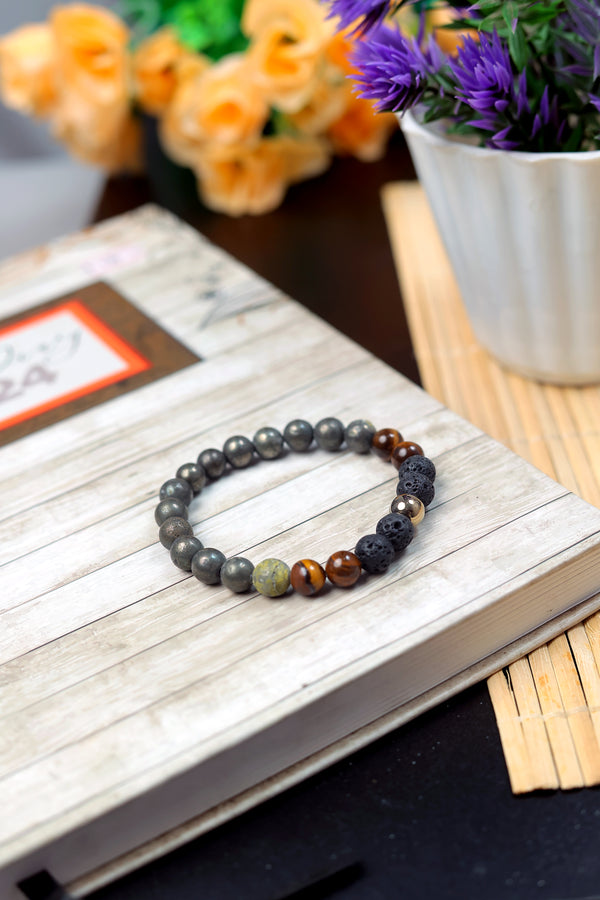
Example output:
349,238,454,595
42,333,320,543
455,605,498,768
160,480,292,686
154,418,436,598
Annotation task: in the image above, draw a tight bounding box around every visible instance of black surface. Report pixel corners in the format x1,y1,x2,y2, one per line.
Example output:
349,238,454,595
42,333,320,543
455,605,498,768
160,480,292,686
85,141,600,900
89,683,600,900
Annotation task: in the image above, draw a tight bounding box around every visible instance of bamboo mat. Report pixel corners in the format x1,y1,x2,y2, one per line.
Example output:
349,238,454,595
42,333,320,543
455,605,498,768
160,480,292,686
382,181,600,793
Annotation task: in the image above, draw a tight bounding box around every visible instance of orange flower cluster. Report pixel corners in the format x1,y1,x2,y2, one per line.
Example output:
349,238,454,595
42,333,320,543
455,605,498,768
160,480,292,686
0,6,140,171
0,1,398,215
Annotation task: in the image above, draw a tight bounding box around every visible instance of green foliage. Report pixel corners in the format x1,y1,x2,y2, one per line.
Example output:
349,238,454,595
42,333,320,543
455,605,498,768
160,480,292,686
119,0,249,59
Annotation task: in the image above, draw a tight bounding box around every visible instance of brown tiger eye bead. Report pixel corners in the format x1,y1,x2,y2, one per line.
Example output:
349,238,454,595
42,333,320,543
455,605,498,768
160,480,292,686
371,427,402,460
325,550,362,587
290,559,326,596
390,493,425,524
390,440,424,470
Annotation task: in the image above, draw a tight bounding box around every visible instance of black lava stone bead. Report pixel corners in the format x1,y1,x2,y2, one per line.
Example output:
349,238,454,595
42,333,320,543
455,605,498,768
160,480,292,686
396,471,435,507
397,455,436,483
375,513,414,552
355,533,395,575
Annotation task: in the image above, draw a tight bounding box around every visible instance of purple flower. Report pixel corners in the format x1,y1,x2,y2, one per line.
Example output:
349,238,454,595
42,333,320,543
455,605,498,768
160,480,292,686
328,0,600,151
326,0,474,33
351,25,445,112
564,0,600,44
326,0,395,32
450,31,513,116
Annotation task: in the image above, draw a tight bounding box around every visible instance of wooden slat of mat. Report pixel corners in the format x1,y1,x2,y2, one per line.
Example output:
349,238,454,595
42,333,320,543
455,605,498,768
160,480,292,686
382,181,600,792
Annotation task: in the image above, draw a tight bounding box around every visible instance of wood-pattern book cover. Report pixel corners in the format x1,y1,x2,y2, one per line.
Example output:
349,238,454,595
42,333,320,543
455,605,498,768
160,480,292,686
1,206,599,898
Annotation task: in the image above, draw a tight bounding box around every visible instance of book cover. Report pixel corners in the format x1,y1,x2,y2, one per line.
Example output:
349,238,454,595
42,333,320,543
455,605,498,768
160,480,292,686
1,206,599,898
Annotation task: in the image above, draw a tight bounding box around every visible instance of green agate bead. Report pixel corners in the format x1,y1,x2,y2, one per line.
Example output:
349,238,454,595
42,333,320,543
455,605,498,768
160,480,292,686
252,558,291,597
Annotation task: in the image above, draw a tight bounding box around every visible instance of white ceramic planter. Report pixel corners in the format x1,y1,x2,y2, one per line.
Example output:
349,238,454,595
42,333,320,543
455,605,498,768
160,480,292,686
400,110,600,384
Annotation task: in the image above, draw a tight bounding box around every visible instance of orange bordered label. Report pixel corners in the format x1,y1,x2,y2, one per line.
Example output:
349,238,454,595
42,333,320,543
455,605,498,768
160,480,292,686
0,299,151,431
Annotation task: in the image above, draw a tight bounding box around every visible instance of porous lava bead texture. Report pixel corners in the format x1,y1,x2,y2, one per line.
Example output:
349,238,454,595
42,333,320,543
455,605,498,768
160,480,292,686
155,419,436,599
396,471,435,507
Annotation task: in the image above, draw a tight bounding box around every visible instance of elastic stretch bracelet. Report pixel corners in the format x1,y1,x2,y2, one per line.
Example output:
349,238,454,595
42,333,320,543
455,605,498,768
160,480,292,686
154,418,436,598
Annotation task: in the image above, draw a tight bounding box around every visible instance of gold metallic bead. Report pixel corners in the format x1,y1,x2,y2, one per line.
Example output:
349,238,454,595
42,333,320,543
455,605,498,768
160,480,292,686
390,493,425,524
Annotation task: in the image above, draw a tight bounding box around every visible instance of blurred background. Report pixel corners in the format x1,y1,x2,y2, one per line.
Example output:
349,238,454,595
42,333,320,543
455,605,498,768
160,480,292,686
0,0,419,380
0,1,111,259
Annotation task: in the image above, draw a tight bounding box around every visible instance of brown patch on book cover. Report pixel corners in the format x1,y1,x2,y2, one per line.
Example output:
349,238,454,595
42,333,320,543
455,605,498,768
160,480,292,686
0,281,200,446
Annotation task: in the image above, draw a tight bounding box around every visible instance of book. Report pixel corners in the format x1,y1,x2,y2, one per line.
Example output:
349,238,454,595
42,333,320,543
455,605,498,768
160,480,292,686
1,205,599,898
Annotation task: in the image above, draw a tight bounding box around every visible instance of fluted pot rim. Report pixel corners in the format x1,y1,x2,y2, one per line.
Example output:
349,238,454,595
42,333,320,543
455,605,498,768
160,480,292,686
400,109,600,165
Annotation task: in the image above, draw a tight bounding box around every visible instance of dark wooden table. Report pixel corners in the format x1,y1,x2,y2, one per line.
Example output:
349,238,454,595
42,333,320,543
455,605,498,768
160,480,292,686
95,129,420,385
87,138,600,900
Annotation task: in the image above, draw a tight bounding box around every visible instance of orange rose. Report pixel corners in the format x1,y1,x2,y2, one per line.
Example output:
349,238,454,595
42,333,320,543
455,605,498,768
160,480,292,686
286,25,360,136
132,27,186,115
288,78,347,135
175,52,211,85
161,54,269,168
0,24,57,116
195,140,288,216
273,134,330,183
243,0,333,113
194,134,330,216
49,4,137,172
51,4,129,103
54,99,142,170
325,28,356,76
328,92,397,162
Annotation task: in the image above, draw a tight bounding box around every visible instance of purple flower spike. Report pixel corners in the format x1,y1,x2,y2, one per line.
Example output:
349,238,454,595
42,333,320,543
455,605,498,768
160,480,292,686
516,69,530,118
327,0,600,152
449,30,516,135
327,0,393,32
352,26,444,113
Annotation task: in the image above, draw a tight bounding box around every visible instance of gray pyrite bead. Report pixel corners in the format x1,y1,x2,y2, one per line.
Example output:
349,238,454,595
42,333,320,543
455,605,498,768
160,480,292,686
344,419,376,454
314,417,345,451
170,536,203,571
283,419,313,452
197,448,226,480
159,477,193,506
253,426,284,460
176,462,207,493
223,435,255,469
159,516,193,549
154,497,188,526
191,547,226,584
220,557,255,593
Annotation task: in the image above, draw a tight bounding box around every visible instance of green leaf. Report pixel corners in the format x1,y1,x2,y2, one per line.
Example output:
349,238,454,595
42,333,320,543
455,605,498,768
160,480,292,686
507,21,530,70
116,0,162,42
161,0,248,59
562,120,583,151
